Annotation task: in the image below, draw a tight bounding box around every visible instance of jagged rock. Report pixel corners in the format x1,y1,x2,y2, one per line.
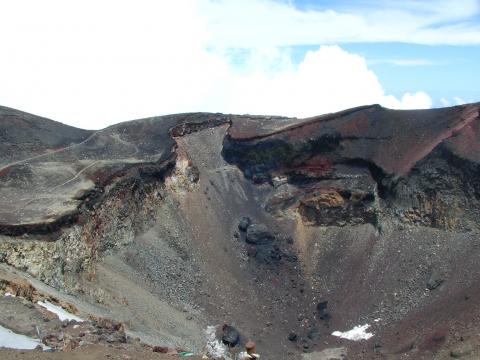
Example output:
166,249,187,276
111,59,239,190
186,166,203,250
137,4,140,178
427,271,445,290
316,300,331,322
253,244,283,264
450,343,473,358
427,278,444,290
317,301,328,313
221,324,240,347
288,332,298,341
152,346,169,353
246,224,275,244
238,216,252,232
307,328,321,341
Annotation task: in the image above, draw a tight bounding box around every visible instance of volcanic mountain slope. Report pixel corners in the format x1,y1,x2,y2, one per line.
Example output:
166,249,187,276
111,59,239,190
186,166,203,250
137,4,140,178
1,103,480,359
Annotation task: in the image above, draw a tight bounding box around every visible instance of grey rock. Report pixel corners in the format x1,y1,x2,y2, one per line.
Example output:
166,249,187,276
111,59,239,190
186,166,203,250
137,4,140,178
222,324,240,347
450,343,473,358
307,328,320,341
427,277,444,290
238,217,252,232
246,224,275,244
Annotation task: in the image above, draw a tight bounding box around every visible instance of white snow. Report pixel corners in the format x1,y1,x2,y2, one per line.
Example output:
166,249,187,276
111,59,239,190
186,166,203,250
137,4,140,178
238,351,260,359
0,325,50,350
332,324,374,341
205,325,230,359
37,300,84,322
4,292,15,297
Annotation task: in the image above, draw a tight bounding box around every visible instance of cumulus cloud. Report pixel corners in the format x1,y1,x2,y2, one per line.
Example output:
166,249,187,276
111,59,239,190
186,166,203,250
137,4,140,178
439,96,469,108
0,0,433,129
224,46,432,117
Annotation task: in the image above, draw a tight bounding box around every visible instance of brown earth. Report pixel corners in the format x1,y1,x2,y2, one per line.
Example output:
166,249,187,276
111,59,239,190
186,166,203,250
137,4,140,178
0,346,202,360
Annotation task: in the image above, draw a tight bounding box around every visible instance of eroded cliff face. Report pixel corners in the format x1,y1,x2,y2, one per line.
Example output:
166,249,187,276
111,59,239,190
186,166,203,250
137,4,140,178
1,103,480,359
223,104,480,231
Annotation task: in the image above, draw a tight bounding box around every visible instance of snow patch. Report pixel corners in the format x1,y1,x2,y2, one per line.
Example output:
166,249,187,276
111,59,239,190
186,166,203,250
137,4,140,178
332,324,374,341
37,300,84,322
205,325,230,359
0,325,50,350
4,292,15,297
238,351,260,359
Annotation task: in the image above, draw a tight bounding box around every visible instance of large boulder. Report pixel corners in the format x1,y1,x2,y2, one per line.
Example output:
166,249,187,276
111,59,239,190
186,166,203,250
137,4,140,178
246,224,275,244
238,216,252,232
222,324,240,347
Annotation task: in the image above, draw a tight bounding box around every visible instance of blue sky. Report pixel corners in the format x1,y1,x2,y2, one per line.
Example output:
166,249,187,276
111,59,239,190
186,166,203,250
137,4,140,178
285,0,480,107
0,0,479,129
209,0,480,108
295,43,480,106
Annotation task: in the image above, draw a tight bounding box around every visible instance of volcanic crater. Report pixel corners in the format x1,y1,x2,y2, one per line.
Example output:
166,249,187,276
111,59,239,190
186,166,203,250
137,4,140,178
1,103,480,359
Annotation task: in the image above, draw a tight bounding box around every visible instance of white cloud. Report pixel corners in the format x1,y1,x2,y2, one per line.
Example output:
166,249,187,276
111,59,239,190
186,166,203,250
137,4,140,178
0,0,434,129
439,96,469,108
224,46,432,117
387,92,433,110
440,97,451,107
368,59,437,67
200,0,480,47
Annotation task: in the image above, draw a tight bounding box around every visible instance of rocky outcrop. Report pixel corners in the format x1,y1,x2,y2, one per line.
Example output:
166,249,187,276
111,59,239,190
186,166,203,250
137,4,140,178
223,103,480,230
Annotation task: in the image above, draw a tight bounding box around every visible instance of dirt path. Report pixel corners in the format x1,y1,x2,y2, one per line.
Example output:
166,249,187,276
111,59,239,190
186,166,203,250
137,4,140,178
0,131,101,172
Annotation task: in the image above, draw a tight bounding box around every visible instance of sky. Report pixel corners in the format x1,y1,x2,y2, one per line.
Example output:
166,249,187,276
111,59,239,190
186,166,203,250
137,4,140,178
0,0,479,129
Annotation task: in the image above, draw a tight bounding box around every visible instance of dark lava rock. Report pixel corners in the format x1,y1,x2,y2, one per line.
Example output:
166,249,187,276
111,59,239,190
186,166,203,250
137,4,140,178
302,343,312,353
283,251,298,263
319,312,331,322
427,277,444,290
246,245,257,257
254,244,283,264
317,301,328,313
288,332,298,342
307,328,320,341
246,224,275,244
316,300,331,321
243,223,291,265
238,216,251,232
222,324,240,347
